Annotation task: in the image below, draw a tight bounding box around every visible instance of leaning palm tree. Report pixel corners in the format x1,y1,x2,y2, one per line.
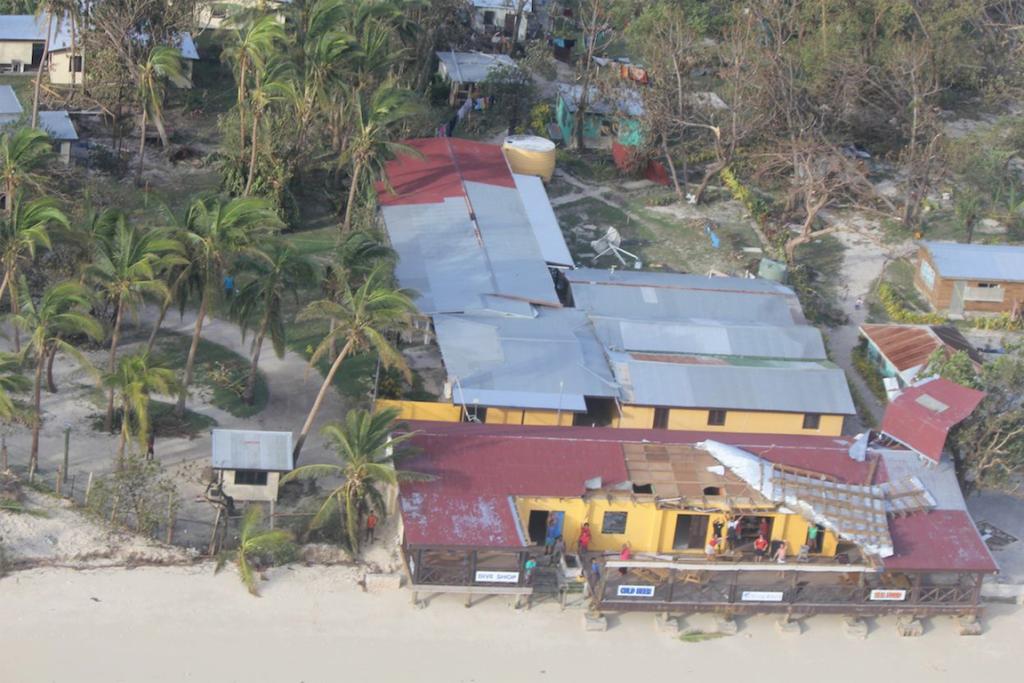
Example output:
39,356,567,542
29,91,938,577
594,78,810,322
339,82,420,231
242,60,295,196
102,352,180,458
231,244,318,405
215,504,295,596
223,13,287,161
0,351,30,421
6,278,103,475
136,46,190,180
291,265,415,461
171,195,282,416
85,214,184,431
0,128,53,213
282,407,426,554
0,196,68,352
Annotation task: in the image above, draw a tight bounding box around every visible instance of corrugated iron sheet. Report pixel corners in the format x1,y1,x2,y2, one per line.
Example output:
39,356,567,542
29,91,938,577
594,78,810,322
211,429,293,472
880,377,986,462
923,240,1024,283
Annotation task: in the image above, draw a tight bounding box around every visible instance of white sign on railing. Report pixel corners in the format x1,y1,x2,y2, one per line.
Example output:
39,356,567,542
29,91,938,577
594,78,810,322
741,590,785,602
616,585,656,597
474,570,519,583
869,589,907,601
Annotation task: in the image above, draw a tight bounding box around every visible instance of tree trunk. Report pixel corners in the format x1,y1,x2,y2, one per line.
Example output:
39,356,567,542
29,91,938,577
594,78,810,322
29,351,45,475
574,4,600,151
292,338,355,464
176,293,208,417
136,107,148,184
151,108,170,149
104,299,125,431
244,314,270,405
342,161,363,232
45,344,57,393
238,55,248,157
663,140,682,199
146,298,172,355
692,160,727,205
117,408,129,459
10,273,20,353
31,10,51,128
69,14,77,96
0,271,9,312
243,110,260,196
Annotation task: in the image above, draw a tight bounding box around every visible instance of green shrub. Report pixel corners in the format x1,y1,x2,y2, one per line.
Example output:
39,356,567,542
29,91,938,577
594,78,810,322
852,341,888,404
876,282,946,324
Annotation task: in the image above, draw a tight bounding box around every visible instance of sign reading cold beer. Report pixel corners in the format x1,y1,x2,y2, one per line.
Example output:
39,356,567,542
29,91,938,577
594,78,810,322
616,585,656,597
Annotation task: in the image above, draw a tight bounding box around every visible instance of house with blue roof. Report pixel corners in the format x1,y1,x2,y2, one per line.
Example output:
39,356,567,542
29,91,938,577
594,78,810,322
914,241,1024,317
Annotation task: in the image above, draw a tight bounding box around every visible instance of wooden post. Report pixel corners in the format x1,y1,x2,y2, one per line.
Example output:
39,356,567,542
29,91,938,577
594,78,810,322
55,465,62,496
1,436,7,471
208,507,223,556
84,472,94,505
109,495,119,525
269,500,275,529
62,425,70,485
165,493,175,544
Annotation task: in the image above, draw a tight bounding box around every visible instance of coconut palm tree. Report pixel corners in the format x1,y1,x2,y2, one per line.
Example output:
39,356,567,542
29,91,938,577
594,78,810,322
282,407,426,553
231,244,317,405
339,81,420,231
291,265,414,461
30,1,55,128
172,195,282,416
214,504,295,596
0,196,68,352
0,128,53,213
85,213,184,431
223,13,287,161
102,352,180,458
136,46,190,180
6,278,102,475
243,60,295,196
0,351,29,421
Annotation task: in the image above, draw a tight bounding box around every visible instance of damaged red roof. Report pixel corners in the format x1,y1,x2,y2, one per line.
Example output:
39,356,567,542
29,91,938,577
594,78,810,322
884,510,997,573
376,137,515,207
880,377,986,463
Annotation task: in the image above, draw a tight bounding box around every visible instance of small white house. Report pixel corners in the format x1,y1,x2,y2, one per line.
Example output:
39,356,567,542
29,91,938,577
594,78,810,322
211,429,293,503
0,84,22,126
38,110,77,165
471,0,531,42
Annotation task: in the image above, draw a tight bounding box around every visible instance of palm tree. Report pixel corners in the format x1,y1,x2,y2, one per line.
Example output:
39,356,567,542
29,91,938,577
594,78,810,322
85,213,184,431
136,46,190,180
0,351,29,421
0,128,53,214
291,265,414,461
339,82,420,231
281,407,426,553
214,504,295,596
6,279,102,475
0,196,68,352
30,2,55,128
172,195,282,416
102,352,180,458
231,244,317,405
243,60,295,196
223,13,287,162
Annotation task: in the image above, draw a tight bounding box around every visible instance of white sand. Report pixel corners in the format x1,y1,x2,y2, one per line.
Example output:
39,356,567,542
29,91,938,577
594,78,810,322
0,564,1018,683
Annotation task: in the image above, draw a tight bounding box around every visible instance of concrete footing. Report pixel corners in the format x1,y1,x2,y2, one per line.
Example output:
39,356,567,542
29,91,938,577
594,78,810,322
715,615,738,635
897,617,924,637
958,615,982,636
842,617,868,639
775,616,802,635
584,612,608,632
655,613,681,635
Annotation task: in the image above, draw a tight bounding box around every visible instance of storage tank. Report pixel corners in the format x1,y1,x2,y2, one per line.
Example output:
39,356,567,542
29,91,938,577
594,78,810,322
502,135,556,182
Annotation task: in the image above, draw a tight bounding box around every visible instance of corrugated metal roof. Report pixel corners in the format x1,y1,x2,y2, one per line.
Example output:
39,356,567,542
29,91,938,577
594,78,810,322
0,85,22,116
211,429,293,472
860,324,981,376
471,0,533,10
556,83,645,117
609,351,855,414
38,110,77,140
434,308,618,411
513,173,573,267
436,51,516,84
0,14,47,41
880,377,986,462
885,510,997,572
922,240,1024,282
592,318,826,359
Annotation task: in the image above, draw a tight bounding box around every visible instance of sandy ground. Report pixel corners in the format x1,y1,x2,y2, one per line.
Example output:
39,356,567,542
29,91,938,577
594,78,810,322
0,564,1019,683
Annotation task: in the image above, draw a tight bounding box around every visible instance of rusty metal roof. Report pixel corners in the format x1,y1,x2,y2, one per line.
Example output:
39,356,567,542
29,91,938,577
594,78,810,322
880,377,987,463
860,324,981,374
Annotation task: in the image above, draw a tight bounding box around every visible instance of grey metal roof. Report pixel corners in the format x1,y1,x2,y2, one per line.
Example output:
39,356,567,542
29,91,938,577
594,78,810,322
0,85,22,116
568,269,803,325
0,14,46,41
38,110,77,140
922,241,1024,283
211,429,293,471
513,173,573,267
590,318,827,360
436,51,516,84
471,0,532,10
608,352,855,414
556,83,645,118
434,308,619,412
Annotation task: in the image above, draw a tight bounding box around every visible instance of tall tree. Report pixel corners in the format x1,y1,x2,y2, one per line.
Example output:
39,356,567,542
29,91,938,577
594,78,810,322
85,214,184,431
102,352,180,458
0,127,53,214
230,244,317,405
171,196,282,416
30,1,54,128
291,265,414,461
136,45,190,180
6,279,102,475
281,407,426,553
243,60,295,196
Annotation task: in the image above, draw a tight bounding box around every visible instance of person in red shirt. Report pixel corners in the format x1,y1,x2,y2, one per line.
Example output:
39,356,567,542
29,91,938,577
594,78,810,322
753,534,769,562
618,543,632,575
365,511,378,544
578,523,592,556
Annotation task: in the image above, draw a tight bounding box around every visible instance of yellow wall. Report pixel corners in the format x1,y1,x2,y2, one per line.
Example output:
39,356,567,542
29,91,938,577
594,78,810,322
616,405,655,429
0,41,34,67
517,496,837,557
376,399,462,422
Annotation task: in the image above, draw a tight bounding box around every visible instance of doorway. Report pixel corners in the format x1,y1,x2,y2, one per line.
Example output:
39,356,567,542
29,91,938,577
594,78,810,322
527,510,564,545
672,514,709,550
31,43,44,68
950,281,965,316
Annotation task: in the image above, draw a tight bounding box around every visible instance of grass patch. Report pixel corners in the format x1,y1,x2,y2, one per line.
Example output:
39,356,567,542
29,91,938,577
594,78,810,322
546,176,577,199
154,332,269,418
284,226,339,257
679,631,731,643
556,149,620,184
91,399,217,439
555,196,656,267
851,341,889,404
285,319,379,402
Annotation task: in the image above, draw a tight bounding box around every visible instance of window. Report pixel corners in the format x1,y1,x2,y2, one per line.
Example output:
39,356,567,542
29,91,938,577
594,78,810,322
707,409,727,426
483,10,495,25
964,283,1005,302
69,56,83,73
802,413,821,430
919,260,935,290
652,407,669,430
702,486,721,496
601,511,628,534
977,282,999,288
462,405,487,423
234,470,268,486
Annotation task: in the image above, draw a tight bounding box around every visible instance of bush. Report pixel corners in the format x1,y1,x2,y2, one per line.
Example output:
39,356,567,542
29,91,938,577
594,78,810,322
852,341,888,404
876,282,946,324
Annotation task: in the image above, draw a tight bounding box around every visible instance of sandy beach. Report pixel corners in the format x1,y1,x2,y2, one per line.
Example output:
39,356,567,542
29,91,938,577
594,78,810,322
0,564,1019,683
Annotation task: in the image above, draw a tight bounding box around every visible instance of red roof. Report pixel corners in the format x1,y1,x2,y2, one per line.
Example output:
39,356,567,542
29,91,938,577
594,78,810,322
880,377,986,463
884,510,997,573
377,138,515,207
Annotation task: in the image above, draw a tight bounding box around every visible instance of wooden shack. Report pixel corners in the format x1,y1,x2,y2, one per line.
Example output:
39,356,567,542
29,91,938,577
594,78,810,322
914,241,1024,316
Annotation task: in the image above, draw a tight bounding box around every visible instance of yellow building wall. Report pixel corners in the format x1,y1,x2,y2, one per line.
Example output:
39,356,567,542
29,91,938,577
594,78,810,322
522,409,574,426
0,41,34,66
615,405,655,429
48,51,81,86
517,497,837,557
375,399,461,422
665,408,845,437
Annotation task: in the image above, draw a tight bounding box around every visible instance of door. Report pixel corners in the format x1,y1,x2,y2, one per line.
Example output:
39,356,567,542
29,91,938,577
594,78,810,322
527,510,564,545
31,43,44,68
950,281,965,316
672,514,709,550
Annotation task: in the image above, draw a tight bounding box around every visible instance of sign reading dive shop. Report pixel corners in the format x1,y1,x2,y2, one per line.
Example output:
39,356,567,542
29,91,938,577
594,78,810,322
617,585,656,597
870,589,908,601
474,571,520,583
741,591,785,602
